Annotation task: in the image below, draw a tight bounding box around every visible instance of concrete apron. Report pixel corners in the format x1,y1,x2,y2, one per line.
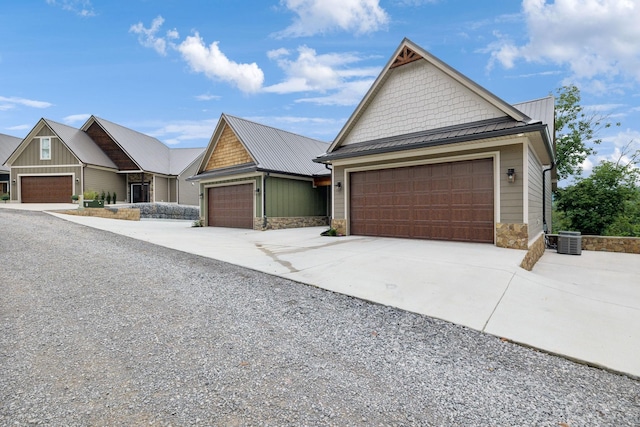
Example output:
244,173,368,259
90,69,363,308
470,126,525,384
43,212,640,378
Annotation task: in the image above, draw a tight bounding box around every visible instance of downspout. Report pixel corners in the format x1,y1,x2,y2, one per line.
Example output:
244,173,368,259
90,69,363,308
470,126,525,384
262,173,269,229
542,162,555,234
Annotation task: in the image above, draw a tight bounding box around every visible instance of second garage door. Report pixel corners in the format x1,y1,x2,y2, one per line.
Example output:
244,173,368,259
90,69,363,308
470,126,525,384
349,158,494,243
21,175,73,203
207,184,254,229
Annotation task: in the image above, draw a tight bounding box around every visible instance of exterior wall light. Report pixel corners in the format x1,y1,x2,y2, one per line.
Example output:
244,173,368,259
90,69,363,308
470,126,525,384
12,179,16,184
199,192,204,199
506,168,516,183
335,181,342,189
255,187,260,193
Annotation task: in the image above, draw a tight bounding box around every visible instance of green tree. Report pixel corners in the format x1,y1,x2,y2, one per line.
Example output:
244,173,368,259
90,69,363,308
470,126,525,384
555,161,637,235
554,85,620,181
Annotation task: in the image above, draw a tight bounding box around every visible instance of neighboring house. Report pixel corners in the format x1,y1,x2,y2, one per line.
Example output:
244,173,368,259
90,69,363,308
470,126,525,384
314,38,555,250
189,114,331,229
5,116,204,204
0,133,22,195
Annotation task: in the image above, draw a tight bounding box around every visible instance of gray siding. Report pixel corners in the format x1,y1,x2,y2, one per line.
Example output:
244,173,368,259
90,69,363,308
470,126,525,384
527,145,544,238
10,166,82,201
154,176,169,202
84,167,126,201
168,178,178,203
178,161,200,206
13,136,79,167
545,169,553,233
265,177,327,217
499,144,524,224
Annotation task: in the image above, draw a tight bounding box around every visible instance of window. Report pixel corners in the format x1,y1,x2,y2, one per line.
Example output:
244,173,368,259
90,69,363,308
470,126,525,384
40,137,51,160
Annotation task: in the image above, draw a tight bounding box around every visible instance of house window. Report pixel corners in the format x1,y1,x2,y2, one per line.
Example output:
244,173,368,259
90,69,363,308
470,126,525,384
40,137,51,160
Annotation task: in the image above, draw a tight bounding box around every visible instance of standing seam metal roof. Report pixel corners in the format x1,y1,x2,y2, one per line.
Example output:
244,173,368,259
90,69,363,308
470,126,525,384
0,133,22,172
223,115,330,176
89,116,171,174
44,119,118,169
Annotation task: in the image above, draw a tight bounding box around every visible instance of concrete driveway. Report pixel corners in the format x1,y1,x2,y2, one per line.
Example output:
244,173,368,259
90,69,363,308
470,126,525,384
3,204,638,377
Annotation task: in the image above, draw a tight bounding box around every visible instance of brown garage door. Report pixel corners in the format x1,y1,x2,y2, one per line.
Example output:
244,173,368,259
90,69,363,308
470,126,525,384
350,158,494,243
208,184,254,229
21,176,73,203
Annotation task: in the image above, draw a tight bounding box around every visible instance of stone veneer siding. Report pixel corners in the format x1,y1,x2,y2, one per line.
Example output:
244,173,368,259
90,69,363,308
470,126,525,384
496,223,529,250
331,219,347,236
254,216,329,231
519,233,546,271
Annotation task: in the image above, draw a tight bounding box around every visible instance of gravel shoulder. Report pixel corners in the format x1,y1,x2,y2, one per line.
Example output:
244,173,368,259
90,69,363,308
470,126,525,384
1,210,639,426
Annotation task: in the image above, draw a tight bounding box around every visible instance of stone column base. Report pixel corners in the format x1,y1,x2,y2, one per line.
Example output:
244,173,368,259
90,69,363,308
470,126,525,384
496,223,529,250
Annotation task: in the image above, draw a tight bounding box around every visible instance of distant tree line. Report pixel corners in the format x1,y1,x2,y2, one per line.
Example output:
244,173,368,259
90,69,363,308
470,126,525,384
553,85,639,236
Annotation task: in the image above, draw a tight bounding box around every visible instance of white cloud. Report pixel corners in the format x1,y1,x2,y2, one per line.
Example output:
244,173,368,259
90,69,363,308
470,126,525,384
129,16,179,56
487,0,640,84
145,118,219,145
264,45,379,105
0,96,53,109
46,0,96,17
275,0,389,37
6,124,31,131
177,34,264,94
63,114,91,124
295,79,375,106
194,94,221,101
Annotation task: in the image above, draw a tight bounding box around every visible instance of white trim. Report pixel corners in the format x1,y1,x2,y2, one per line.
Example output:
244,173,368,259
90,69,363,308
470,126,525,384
331,136,524,168
202,179,258,227
343,152,500,242
153,175,157,202
199,171,262,185
17,172,75,203
39,137,51,160
522,143,529,224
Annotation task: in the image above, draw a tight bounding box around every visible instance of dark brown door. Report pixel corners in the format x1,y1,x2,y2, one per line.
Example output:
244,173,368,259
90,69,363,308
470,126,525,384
350,158,494,243
207,184,254,229
21,176,72,203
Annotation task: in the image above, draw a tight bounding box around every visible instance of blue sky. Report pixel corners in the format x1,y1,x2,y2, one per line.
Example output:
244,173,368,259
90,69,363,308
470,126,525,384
1,0,639,177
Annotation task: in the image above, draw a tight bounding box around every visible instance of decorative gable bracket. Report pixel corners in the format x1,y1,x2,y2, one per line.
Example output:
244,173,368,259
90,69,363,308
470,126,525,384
390,46,423,69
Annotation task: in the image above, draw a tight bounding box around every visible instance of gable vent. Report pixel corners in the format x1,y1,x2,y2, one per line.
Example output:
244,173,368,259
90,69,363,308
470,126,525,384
390,46,423,69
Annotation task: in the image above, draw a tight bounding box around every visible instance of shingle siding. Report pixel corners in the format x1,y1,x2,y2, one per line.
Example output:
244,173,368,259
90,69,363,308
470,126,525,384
205,125,253,171
342,60,506,146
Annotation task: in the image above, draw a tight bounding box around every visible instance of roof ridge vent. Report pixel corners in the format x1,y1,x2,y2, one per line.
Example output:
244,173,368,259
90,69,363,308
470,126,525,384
390,46,423,69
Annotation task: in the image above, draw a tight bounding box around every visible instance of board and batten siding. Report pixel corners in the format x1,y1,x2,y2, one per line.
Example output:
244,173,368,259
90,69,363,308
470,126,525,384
527,145,544,238
498,144,524,224
84,167,126,201
10,166,82,201
265,177,327,217
12,136,79,167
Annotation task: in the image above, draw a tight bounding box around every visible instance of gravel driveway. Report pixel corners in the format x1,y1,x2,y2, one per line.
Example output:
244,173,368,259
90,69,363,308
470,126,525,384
1,210,639,426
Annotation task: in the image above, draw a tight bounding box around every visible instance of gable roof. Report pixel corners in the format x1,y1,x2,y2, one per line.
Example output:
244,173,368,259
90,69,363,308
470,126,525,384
4,118,117,169
513,96,555,143
195,114,330,179
82,116,172,174
0,133,22,172
169,147,205,175
328,38,532,154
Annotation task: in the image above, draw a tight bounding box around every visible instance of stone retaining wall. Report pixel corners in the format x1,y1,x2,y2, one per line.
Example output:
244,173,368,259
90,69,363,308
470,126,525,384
547,234,639,254
257,216,329,230
519,233,546,271
63,207,140,221
135,203,200,220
